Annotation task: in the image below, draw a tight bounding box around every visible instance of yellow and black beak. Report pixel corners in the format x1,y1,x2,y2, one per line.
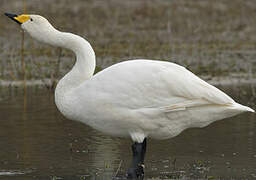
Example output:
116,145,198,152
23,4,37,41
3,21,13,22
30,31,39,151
5,13,31,25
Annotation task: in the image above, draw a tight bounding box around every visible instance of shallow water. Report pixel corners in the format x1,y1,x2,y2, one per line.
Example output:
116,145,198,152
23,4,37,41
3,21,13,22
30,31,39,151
0,84,255,180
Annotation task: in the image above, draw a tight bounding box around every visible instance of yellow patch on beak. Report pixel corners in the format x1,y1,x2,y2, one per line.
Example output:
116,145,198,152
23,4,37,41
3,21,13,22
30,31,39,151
14,14,31,24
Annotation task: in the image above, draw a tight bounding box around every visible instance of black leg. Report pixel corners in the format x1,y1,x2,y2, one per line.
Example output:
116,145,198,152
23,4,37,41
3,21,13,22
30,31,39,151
127,138,147,179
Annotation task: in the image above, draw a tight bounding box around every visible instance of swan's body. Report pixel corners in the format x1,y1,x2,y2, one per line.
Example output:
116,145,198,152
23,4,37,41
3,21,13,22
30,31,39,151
58,59,253,142
6,13,254,178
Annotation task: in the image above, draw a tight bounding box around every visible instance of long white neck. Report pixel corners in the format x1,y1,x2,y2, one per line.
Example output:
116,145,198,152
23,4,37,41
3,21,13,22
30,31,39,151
37,29,96,113
24,17,96,119
45,31,96,96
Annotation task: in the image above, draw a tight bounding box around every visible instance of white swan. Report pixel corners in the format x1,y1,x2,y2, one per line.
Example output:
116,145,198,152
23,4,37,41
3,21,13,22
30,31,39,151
6,13,254,178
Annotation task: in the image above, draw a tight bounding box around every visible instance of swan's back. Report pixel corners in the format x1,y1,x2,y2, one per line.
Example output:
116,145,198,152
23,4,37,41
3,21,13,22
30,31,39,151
90,59,234,105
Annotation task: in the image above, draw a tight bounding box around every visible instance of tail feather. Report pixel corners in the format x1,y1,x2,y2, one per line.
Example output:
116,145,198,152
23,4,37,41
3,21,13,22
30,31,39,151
232,103,255,113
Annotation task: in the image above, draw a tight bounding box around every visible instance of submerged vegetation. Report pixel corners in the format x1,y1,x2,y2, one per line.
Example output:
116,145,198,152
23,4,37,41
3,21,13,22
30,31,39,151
0,0,256,82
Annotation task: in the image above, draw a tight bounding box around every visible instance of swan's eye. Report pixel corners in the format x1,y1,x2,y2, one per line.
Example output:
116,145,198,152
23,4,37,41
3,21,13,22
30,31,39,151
30,18,33,21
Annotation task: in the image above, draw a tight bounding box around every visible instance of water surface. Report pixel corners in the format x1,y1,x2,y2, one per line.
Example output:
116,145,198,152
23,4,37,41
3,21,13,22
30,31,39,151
0,84,255,179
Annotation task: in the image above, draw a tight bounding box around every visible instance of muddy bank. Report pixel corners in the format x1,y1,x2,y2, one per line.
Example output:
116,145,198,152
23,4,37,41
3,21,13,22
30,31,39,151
1,75,256,89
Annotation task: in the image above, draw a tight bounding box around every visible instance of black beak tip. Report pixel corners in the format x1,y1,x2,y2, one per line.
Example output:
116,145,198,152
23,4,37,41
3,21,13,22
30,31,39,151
4,13,17,18
4,13,21,25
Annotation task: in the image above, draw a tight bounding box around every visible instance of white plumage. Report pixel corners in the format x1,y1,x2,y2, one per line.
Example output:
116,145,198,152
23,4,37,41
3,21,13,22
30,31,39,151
9,14,254,143
61,59,254,142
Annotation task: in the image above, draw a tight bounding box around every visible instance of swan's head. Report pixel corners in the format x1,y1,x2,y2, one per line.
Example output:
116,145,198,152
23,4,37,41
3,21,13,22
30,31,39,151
5,13,58,45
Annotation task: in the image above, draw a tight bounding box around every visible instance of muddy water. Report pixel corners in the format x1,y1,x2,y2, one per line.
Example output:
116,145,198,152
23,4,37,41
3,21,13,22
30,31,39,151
0,84,255,180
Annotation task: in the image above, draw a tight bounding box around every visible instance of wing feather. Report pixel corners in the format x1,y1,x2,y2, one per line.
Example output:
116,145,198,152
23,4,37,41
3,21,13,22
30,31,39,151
158,62,234,105
89,60,235,111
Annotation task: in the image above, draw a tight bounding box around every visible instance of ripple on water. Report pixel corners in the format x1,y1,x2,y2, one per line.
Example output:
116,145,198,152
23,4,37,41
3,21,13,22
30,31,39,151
0,169,33,176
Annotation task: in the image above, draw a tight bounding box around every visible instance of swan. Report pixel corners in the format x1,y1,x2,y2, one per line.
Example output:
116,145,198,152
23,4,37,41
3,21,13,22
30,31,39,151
5,13,254,179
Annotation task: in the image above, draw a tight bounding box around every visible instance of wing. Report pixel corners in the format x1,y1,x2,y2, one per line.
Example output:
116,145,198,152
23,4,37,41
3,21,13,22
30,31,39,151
82,59,235,111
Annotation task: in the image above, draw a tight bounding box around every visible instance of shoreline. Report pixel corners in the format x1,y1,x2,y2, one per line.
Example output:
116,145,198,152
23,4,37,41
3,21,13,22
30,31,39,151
0,76,256,88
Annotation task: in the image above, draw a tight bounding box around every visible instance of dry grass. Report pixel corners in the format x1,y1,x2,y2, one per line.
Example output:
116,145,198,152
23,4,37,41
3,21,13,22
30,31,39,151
0,0,256,80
